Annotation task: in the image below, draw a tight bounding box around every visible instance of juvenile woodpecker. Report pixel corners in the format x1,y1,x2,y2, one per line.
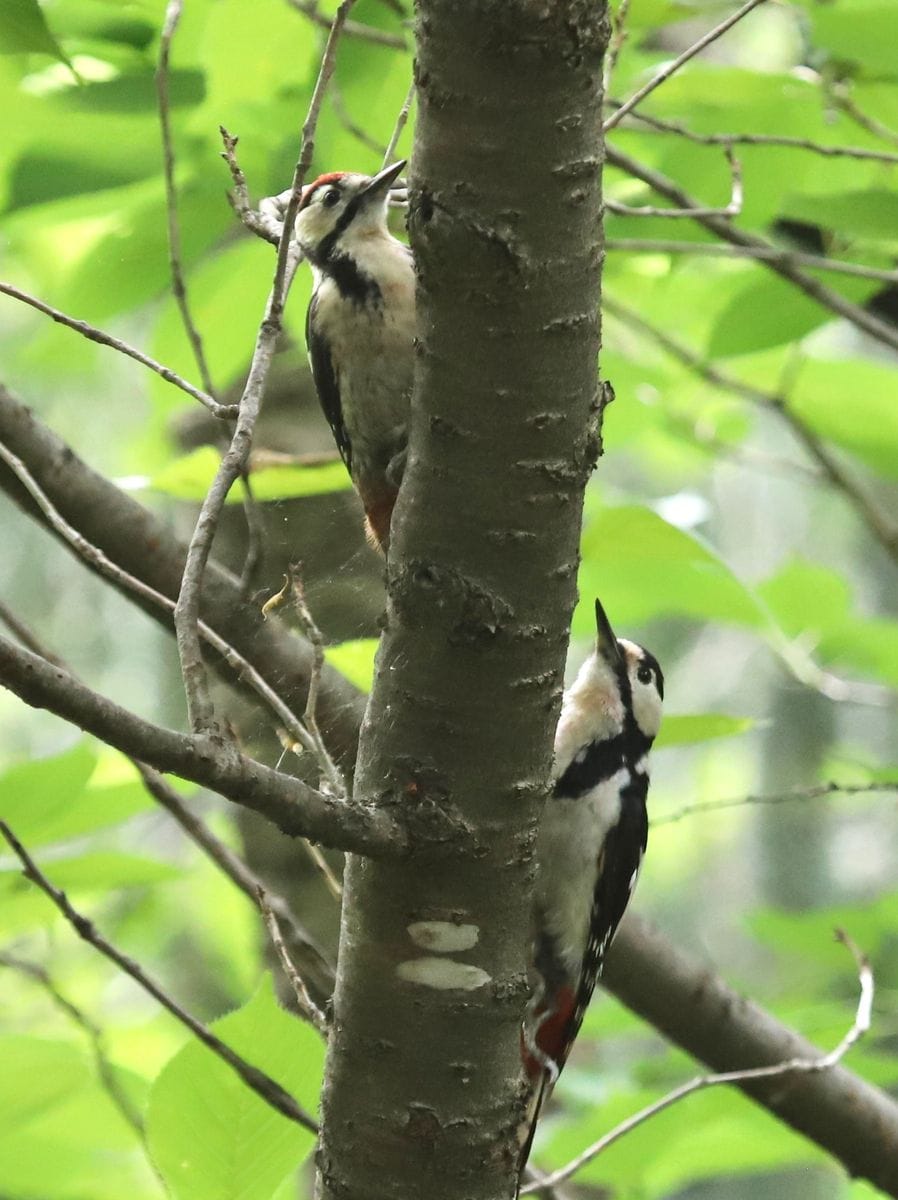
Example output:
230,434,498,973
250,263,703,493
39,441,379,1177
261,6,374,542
520,599,664,1172
295,161,414,553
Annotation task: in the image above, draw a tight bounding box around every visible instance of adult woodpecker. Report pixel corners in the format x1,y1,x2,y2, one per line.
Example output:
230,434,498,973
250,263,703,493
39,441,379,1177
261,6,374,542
295,161,413,553
519,599,664,1176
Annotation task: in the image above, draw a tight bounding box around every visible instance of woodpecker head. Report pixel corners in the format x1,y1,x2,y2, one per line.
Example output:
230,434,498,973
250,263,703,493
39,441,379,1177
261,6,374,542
592,598,664,742
295,160,406,265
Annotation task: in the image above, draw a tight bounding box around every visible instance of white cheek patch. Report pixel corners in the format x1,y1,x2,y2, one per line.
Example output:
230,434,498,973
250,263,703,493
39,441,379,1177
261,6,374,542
407,921,480,953
396,958,491,990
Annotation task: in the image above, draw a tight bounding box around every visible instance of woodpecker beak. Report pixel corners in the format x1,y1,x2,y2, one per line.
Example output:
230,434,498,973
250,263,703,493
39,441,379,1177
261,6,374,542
594,598,624,669
359,160,406,203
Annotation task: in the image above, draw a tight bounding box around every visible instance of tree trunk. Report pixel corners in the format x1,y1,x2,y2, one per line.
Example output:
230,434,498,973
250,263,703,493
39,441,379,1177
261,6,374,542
316,4,609,1198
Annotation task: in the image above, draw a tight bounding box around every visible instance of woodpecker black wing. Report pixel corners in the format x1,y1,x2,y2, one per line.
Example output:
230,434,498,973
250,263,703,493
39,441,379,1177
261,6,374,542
572,770,649,1041
306,293,352,471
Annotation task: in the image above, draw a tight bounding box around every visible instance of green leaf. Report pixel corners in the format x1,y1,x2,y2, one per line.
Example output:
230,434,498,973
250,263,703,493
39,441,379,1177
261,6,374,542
577,505,762,630
789,358,898,480
0,742,153,846
708,273,878,359
655,714,758,749
140,445,352,503
781,188,898,242
0,1037,159,1200
0,0,73,68
147,975,322,1200
810,2,898,80
324,639,378,692
760,559,898,688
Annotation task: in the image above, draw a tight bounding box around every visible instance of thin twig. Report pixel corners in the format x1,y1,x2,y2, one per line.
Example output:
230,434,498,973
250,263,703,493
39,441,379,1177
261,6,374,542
603,0,631,96
174,0,356,736
522,930,872,1193
382,78,415,168
830,84,898,150
290,568,346,797
605,143,898,357
156,0,217,399
331,79,387,155
284,0,407,49
1,587,336,983
257,886,329,1035
0,953,146,1136
655,780,898,826
606,238,898,284
0,283,234,417
0,437,356,775
606,103,898,165
135,762,336,995
157,9,266,598
603,0,770,133
0,822,319,1133
0,634,404,854
607,147,741,218
220,128,284,246
603,295,898,566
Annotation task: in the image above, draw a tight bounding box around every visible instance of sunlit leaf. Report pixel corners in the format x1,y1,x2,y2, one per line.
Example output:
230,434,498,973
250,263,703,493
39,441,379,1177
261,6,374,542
0,0,73,68
140,444,352,502
655,714,757,749
324,638,377,692
576,505,763,631
147,975,322,1200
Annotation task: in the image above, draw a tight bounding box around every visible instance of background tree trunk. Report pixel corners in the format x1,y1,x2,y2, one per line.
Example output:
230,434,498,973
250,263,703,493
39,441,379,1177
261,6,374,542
316,4,610,1197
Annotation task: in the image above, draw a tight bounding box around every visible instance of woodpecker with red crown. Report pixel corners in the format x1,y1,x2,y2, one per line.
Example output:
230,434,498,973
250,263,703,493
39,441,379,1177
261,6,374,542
519,599,664,1181
295,161,413,553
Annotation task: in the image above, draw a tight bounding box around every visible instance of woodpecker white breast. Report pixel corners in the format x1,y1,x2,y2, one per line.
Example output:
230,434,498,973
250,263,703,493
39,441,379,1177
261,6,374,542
525,598,664,1088
296,161,414,552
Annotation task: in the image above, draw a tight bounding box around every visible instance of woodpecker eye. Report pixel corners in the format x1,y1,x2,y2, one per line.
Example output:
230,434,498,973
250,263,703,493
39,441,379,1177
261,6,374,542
322,188,341,208
637,664,654,686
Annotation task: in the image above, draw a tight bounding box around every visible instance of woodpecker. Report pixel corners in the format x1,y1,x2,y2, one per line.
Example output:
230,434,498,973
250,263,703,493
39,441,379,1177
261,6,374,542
519,599,664,1176
295,161,414,553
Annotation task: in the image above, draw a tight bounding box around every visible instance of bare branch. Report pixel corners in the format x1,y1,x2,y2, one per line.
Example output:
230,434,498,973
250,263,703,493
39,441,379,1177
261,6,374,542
331,79,388,155
290,568,346,797
830,83,898,149
0,635,405,855
174,0,356,735
0,435,358,769
526,931,873,1193
605,143,898,357
602,0,631,95
606,103,898,165
603,296,898,566
603,0,770,133
382,78,416,168
285,0,407,49
0,384,366,773
607,147,742,218
606,238,898,285
257,886,329,1035
603,915,898,1195
0,282,235,418
156,0,217,398
0,823,319,1132
0,952,146,1137
220,128,284,245
0,597,335,992
656,780,898,826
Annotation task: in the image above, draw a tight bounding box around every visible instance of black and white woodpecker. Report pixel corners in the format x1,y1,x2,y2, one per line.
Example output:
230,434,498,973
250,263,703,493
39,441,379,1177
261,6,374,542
294,161,413,553
520,599,664,1172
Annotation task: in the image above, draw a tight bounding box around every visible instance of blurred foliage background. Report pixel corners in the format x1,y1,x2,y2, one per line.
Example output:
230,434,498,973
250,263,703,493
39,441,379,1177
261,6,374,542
1,0,897,1197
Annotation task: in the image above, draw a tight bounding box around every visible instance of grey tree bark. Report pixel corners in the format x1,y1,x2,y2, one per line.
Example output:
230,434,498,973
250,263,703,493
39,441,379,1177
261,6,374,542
316,4,610,1198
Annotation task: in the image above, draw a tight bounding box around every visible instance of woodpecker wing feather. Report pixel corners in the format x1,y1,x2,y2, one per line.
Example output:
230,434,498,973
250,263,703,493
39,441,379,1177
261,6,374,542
306,293,352,471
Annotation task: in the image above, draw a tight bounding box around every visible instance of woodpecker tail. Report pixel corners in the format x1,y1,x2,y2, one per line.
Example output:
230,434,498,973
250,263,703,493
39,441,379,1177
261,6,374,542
516,984,571,1191
358,481,398,554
